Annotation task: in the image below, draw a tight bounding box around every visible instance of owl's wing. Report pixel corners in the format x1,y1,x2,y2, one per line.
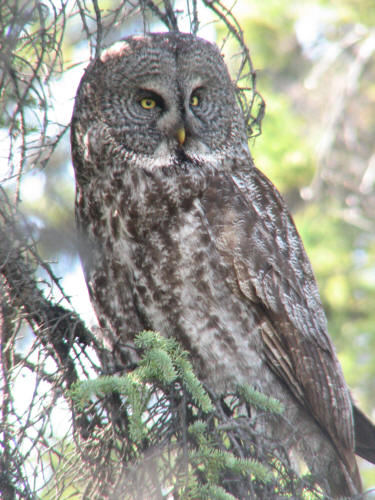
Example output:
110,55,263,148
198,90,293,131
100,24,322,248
200,166,355,457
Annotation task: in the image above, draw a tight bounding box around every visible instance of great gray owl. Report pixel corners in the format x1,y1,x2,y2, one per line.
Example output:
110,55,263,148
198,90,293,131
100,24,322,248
71,32,375,497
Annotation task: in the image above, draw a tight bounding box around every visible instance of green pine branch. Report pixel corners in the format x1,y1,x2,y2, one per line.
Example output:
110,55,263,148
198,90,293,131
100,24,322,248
69,330,213,444
68,330,318,498
236,383,284,415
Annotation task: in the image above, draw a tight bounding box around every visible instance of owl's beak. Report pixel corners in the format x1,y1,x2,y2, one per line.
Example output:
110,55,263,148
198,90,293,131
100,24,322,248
176,127,186,146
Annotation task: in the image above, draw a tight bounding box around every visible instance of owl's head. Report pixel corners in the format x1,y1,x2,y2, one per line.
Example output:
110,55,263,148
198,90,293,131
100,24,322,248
72,33,249,174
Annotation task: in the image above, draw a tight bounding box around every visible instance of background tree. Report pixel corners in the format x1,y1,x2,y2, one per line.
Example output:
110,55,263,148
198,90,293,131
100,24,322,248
1,0,374,498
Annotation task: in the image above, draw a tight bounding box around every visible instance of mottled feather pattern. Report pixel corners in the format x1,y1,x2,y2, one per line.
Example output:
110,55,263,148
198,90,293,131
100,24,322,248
71,32,374,497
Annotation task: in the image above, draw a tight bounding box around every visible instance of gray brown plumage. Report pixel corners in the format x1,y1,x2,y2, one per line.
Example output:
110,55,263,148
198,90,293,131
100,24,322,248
71,32,375,497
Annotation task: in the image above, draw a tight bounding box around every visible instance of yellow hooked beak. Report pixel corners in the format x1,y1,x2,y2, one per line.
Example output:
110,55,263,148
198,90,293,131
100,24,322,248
176,127,186,146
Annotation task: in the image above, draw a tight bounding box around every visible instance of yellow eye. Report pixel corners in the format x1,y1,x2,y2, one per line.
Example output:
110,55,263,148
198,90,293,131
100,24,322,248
190,94,199,107
140,98,156,109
